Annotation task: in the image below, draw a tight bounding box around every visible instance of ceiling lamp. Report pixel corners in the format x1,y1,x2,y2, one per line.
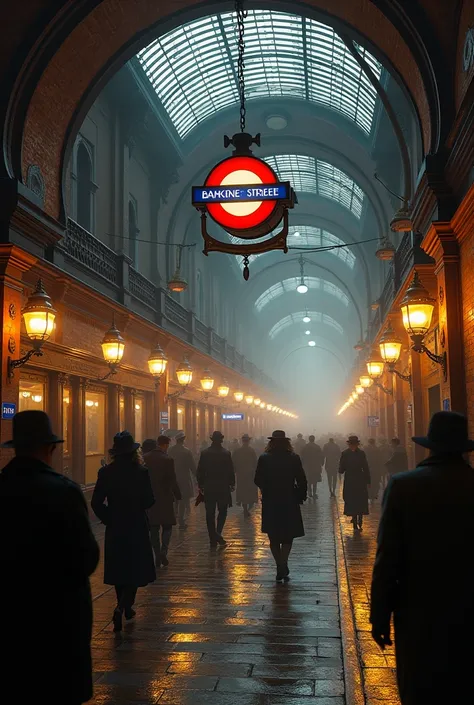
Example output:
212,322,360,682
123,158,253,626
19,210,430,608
167,245,188,293
234,391,244,403
217,381,230,398
245,395,254,405
303,314,310,323
354,340,365,351
308,340,316,347
148,343,168,382
376,235,396,261
266,114,288,131
296,254,308,293
305,330,311,335
371,300,380,311
390,202,413,232
200,369,215,393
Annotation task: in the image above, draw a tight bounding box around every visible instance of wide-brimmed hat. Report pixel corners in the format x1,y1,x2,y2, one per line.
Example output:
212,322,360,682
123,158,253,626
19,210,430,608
268,429,290,440
1,410,64,448
241,434,252,441
175,431,186,441
210,431,224,442
347,435,360,445
413,411,474,454
109,430,140,456
141,438,157,454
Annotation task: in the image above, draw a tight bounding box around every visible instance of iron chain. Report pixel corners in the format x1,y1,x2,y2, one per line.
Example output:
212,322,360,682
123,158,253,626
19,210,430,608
235,0,248,133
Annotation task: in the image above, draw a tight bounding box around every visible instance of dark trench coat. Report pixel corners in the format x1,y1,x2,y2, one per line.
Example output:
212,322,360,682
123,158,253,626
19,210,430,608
371,455,474,704
92,458,156,586
255,450,307,542
197,445,235,505
145,448,182,526
339,447,371,516
232,444,258,505
168,443,196,499
0,456,100,704
300,441,324,484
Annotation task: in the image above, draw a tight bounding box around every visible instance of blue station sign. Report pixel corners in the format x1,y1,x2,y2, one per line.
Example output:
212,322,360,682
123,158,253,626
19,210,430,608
192,182,289,206
2,402,16,420
222,413,245,421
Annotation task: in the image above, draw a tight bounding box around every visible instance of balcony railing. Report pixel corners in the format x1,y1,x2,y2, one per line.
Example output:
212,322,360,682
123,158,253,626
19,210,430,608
59,218,280,393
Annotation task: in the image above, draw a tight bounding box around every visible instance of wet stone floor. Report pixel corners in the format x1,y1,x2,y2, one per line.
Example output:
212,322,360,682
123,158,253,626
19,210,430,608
88,481,397,704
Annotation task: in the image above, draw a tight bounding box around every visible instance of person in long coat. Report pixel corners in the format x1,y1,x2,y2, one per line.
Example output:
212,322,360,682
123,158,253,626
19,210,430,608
168,432,196,529
365,438,382,500
300,435,324,498
339,434,371,530
370,411,474,705
91,430,155,632
197,431,235,547
232,433,258,516
0,411,100,705
323,437,341,497
254,430,307,581
145,435,182,566
385,437,409,477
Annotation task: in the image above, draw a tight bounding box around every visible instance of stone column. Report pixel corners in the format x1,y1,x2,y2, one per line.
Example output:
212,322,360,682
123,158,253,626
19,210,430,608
423,223,465,414
71,377,87,485
169,397,178,430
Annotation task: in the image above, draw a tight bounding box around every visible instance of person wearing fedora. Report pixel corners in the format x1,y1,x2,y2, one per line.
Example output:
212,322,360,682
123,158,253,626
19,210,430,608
301,434,324,499
0,410,100,704
339,435,371,530
370,411,474,705
232,434,258,517
91,430,156,632
145,435,182,565
254,430,307,581
169,431,197,529
197,431,235,547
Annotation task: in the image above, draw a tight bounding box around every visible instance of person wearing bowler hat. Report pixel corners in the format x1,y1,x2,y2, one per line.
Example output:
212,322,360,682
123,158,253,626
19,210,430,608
0,410,100,705
339,434,371,530
197,431,235,547
169,431,197,530
370,411,474,705
91,430,155,632
254,430,307,581
232,433,258,517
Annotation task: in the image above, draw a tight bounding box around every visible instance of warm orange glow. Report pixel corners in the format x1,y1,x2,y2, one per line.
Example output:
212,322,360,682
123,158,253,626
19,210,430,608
148,343,168,377
217,382,230,398
176,358,193,386
234,391,244,403
200,369,215,392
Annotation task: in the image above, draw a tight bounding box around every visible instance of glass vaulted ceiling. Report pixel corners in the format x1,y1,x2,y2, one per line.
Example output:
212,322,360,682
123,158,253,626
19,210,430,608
255,277,349,312
269,312,344,339
137,10,382,139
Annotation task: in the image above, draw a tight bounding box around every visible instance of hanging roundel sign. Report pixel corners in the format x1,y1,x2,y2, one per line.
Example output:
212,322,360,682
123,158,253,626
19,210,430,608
192,155,293,239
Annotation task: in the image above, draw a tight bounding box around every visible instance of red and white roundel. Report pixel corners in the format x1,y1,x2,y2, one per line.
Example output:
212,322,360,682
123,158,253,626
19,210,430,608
204,155,278,230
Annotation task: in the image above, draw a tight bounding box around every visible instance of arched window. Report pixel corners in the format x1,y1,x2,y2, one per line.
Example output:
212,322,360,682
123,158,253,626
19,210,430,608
128,199,139,265
76,142,93,232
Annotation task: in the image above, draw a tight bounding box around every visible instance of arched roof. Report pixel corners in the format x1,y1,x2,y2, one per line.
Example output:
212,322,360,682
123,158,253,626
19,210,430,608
137,9,382,139
269,311,344,338
255,276,349,312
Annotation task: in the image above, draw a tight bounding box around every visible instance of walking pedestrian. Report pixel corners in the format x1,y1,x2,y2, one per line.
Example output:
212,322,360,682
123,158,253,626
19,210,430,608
323,437,341,497
385,437,409,477
294,433,306,456
370,411,474,705
300,435,324,498
169,431,196,529
232,433,258,516
0,411,100,705
197,431,235,547
365,438,382,500
339,435,371,530
254,430,307,581
91,430,155,633
145,435,182,567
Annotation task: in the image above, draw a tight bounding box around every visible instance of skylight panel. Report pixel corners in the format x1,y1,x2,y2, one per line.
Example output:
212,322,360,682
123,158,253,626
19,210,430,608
288,226,356,268
137,10,382,138
255,276,349,312
269,311,343,338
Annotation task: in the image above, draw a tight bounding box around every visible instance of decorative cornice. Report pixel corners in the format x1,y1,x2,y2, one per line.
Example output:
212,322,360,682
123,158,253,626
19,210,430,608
11,190,64,248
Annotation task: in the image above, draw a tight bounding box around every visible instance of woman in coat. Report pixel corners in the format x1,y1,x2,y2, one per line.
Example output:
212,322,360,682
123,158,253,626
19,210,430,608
91,431,156,632
339,435,371,530
254,430,307,581
232,434,258,516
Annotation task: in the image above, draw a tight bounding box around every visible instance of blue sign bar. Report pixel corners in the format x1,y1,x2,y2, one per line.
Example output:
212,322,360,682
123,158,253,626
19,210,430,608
222,413,245,421
193,182,289,205
2,402,16,420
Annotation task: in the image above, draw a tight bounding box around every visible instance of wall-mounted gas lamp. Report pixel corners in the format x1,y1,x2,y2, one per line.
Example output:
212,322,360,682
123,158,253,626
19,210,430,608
379,324,412,387
366,348,393,395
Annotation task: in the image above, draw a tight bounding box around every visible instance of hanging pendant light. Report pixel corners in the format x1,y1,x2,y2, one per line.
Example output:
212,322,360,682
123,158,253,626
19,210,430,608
168,245,188,293
296,254,308,294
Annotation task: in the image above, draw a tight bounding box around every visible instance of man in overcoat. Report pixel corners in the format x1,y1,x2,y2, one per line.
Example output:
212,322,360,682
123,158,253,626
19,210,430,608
0,411,100,705
385,437,409,477
370,411,474,705
197,431,235,547
145,435,182,566
300,435,324,498
323,437,341,497
232,433,258,516
169,431,196,529
339,435,371,529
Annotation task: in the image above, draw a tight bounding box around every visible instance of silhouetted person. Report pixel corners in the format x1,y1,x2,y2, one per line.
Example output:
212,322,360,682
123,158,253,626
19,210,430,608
301,434,324,498
385,437,409,477
339,434,371,530
232,433,258,516
230,437,240,453
365,438,382,500
255,430,307,581
145,435,181,566
378,437,392,489
371,411,474,705
92,430,155,632
169,431,196,529
294,433,306,456
323,437,341,497
0,411,99,704
197,431,235,547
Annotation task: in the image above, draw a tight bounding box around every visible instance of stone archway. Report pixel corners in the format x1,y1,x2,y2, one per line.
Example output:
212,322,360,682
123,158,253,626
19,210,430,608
13,0,436,221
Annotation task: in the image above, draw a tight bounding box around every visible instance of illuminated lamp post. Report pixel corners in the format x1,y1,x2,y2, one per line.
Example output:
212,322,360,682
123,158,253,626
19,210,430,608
200,369,215,400
379,324,412,386
217,381,230,399
234,391,244,404
98,319,125,381
168,357,193,400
